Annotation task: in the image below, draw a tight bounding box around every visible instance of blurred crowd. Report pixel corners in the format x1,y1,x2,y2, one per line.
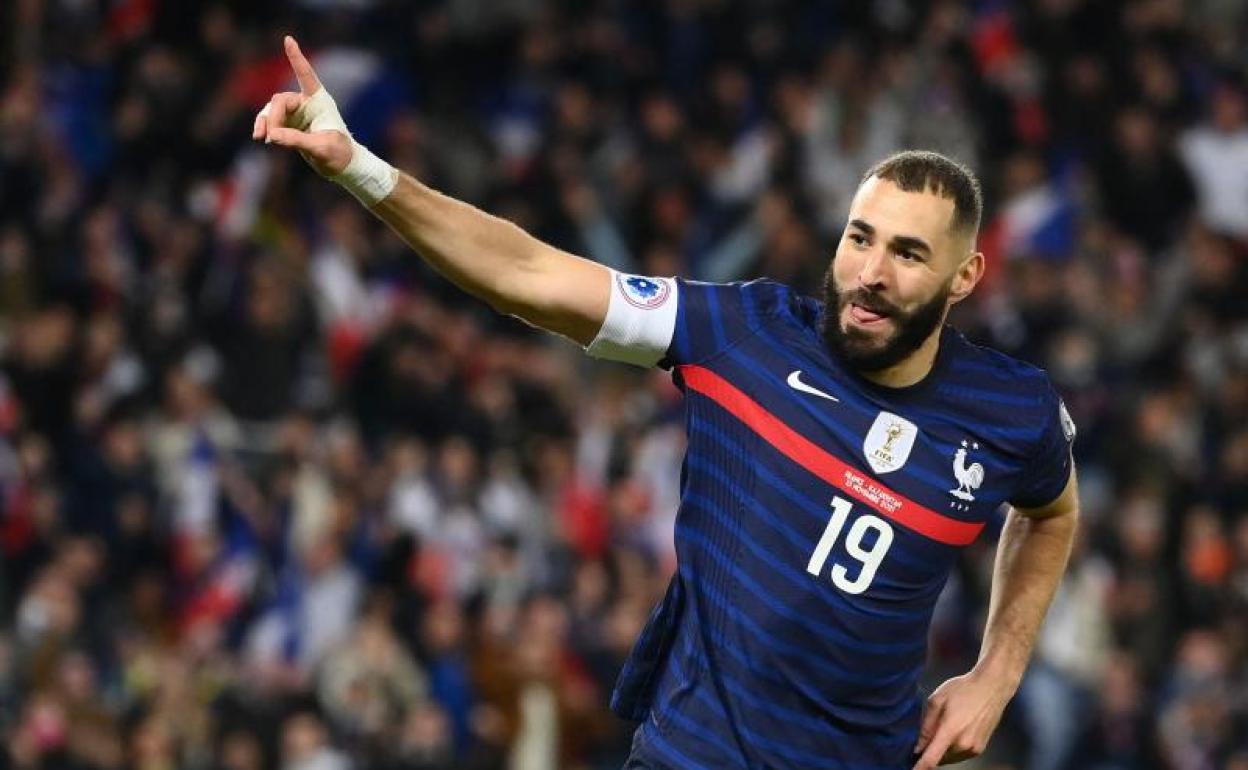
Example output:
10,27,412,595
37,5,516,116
0,0,1247,768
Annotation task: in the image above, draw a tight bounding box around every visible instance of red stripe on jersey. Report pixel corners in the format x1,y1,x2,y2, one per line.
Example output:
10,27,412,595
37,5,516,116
679,364,984,547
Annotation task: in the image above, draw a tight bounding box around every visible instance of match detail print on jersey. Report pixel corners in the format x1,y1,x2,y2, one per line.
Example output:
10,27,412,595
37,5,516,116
678,364,985,547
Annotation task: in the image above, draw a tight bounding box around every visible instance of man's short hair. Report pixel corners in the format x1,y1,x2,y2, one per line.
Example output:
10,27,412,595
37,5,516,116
863,150,983,239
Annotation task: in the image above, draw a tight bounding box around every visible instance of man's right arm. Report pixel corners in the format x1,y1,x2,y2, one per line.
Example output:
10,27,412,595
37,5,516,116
371,172,610,346
254,36,610,346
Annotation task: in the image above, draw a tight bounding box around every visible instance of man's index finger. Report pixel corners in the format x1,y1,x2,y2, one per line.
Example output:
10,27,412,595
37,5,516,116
284,36,322,95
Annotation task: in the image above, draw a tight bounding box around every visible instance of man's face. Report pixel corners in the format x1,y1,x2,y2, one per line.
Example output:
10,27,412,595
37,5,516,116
821,177,974,372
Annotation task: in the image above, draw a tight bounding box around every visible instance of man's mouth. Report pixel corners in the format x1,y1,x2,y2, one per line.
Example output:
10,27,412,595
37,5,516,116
848,302,891,325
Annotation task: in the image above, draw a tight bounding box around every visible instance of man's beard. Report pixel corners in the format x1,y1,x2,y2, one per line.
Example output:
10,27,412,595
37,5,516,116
820,267,951,374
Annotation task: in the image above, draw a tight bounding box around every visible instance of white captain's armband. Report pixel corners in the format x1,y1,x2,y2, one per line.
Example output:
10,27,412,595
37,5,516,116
585,271,678,367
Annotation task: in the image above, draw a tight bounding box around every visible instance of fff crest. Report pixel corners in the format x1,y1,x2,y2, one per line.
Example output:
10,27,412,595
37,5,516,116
863,412,918,474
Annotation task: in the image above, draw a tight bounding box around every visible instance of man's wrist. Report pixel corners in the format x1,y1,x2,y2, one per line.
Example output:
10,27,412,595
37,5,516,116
332,141,398,207
972,649,1026,690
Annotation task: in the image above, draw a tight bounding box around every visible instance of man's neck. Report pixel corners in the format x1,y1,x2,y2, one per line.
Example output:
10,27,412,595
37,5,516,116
858,327,943,389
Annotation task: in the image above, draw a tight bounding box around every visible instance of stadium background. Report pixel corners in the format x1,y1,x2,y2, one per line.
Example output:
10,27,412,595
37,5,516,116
1,0,1247,768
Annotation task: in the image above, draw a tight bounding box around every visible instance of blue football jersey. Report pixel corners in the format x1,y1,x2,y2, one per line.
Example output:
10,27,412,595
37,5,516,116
610,279,1074,770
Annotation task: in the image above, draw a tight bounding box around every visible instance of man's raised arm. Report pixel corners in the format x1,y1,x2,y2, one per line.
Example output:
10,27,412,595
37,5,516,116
252,36,610,346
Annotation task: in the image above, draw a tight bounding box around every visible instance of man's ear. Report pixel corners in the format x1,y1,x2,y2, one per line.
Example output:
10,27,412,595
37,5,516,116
949,251,985,305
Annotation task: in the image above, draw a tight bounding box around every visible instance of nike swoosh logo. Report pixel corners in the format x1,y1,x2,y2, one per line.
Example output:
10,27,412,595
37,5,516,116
787,370,839,402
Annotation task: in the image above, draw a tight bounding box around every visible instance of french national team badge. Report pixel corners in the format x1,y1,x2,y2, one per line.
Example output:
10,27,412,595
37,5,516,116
949,440,985,503
862,412,918,474
618,274,671,309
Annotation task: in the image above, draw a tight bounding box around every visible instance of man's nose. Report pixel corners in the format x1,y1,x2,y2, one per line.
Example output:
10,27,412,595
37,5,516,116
856,247,889,289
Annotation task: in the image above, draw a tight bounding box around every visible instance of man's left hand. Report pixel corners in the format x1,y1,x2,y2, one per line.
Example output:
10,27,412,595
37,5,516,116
912,667,1016,769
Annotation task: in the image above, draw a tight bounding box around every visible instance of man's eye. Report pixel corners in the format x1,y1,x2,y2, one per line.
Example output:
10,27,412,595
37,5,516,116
848,233,867,246
898,250,919,262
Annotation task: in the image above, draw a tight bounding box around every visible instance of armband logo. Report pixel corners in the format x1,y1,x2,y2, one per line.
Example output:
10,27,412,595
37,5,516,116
1059,399,1076,443
618,274,671,309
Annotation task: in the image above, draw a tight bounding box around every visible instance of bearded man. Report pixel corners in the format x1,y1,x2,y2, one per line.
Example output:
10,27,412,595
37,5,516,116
255,36,1078,770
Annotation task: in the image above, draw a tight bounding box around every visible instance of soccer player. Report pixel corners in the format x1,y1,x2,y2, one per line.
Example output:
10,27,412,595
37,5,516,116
254,37,1079,770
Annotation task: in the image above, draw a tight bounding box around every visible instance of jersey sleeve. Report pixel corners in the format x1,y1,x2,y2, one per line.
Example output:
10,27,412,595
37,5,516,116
664,278,784,366
1009,384,1076,509
586,273,785,368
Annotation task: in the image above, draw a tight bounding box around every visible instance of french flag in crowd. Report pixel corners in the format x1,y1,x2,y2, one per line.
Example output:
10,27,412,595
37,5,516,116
209,150,271,241
988,179,1078,261
174,433,260,635
979,169,1079,287
179,538,260,636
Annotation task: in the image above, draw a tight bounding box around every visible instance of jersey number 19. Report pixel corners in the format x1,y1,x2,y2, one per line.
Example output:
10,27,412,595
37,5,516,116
806,496,894,595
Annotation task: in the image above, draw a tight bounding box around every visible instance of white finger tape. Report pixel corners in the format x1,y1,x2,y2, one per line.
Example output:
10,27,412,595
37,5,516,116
292,88,349,135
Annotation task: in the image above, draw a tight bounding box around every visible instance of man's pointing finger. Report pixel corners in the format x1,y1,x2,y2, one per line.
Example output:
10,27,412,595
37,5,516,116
284,35,322,95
